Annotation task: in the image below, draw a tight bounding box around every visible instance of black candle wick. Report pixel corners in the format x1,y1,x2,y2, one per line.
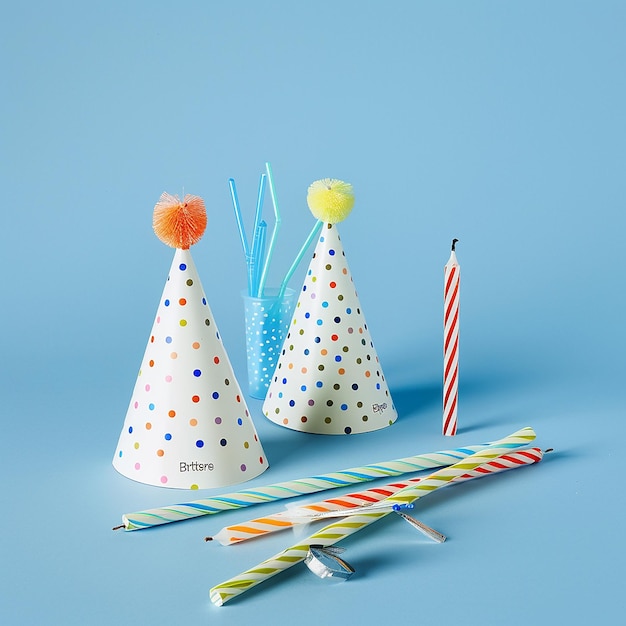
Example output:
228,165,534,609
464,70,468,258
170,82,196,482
451,238,459,251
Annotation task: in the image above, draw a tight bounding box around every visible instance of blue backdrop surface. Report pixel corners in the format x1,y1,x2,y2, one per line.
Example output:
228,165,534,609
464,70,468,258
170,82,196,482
1,1,624,624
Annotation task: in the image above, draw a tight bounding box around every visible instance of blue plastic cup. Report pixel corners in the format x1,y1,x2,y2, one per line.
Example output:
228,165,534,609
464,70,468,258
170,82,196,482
242,288,296,399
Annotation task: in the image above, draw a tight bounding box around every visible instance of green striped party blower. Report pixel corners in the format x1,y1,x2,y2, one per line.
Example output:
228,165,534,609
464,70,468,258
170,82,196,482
209,426,536,606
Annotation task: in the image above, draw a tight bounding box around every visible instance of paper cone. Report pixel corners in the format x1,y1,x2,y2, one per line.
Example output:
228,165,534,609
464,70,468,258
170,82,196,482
113,248,269,489
262,223,397,434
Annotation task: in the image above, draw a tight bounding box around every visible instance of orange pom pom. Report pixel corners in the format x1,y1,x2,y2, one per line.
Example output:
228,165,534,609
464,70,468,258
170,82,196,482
153,192,207,249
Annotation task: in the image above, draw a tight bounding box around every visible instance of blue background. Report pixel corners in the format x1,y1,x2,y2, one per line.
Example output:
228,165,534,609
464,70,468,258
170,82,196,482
1,1,624,624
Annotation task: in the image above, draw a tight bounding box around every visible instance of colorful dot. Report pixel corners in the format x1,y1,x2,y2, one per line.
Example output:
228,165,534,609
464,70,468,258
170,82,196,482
220,438,227,446
148,403,155,410
164,299,170,306
214,417,222,424
193,369,202,377
149,360,154,367
179,263,187,270
196,440,204,448
168,410,176,417
240,464,247,472
190,484,199,490
212,391,219,400
192,395,200,403
170,352,177,359
166,336,172,343
344,427,352,434
160,476,168,484
179,319,187,327
145,422,152,430
189,419,198,426
192,341,200,349
157,449,164,457
134,442,140,449
165,433,172,440
237,418,243,425
165,375,172,382
128,426,133,434
213,356,220,364
134,462,141,470
330,281,337,288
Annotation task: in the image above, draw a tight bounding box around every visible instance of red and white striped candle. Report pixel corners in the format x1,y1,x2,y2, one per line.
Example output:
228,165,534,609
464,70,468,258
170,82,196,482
443,238,460,436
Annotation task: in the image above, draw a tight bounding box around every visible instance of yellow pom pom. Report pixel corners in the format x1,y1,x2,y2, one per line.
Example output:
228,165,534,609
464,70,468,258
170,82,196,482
306,178,354,224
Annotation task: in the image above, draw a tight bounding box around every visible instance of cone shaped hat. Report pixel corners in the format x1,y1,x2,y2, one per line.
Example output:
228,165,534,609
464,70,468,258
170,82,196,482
263,223,397,434
113,248,268,488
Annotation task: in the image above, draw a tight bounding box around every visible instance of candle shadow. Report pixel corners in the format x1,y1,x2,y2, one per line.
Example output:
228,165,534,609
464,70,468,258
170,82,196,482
390,381,442,418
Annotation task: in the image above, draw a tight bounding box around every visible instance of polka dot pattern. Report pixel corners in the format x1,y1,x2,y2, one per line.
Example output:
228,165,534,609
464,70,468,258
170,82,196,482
242,288,296,399
113,248,269,489
262,223,396,434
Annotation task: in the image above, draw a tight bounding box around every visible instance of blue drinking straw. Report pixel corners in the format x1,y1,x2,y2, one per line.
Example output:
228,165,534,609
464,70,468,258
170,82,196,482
276,219,323,300
256,162,282,297
249,174,267,296
228,178,254,295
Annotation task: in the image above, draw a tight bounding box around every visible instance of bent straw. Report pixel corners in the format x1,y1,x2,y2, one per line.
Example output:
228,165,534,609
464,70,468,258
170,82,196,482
256,162,282,297
209,427,537,606
276,219,323,300
249,174,267,295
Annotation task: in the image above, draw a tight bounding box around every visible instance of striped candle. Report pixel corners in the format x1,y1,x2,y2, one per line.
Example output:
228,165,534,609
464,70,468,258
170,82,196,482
209,447,545,545
443,238,460,436
116,442,497,531
209,427,537,606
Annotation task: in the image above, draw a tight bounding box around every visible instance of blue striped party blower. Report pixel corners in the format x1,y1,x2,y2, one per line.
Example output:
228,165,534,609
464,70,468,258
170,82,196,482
113,435,524,530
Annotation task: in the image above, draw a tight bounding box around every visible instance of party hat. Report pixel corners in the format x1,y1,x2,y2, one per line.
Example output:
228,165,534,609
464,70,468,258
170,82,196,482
113,192,268,489
262,180,397,434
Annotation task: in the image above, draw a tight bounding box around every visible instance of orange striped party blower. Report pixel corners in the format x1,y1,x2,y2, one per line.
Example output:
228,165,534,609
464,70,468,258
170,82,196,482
115,440,503,530
209,426,537,606
207,447,545,545
443,238,460,436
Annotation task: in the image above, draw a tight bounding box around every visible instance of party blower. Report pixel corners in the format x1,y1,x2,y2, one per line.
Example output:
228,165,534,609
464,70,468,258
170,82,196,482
112,192,268,489
262,179,397,434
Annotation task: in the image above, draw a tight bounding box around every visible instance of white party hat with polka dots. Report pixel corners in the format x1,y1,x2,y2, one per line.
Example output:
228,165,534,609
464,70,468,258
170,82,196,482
262,180,397,434
113,193,268,489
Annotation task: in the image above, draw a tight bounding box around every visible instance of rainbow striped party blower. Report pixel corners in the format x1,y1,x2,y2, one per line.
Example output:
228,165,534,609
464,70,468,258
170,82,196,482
209,426,537,606
207,447,545,545
114,440,504,531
